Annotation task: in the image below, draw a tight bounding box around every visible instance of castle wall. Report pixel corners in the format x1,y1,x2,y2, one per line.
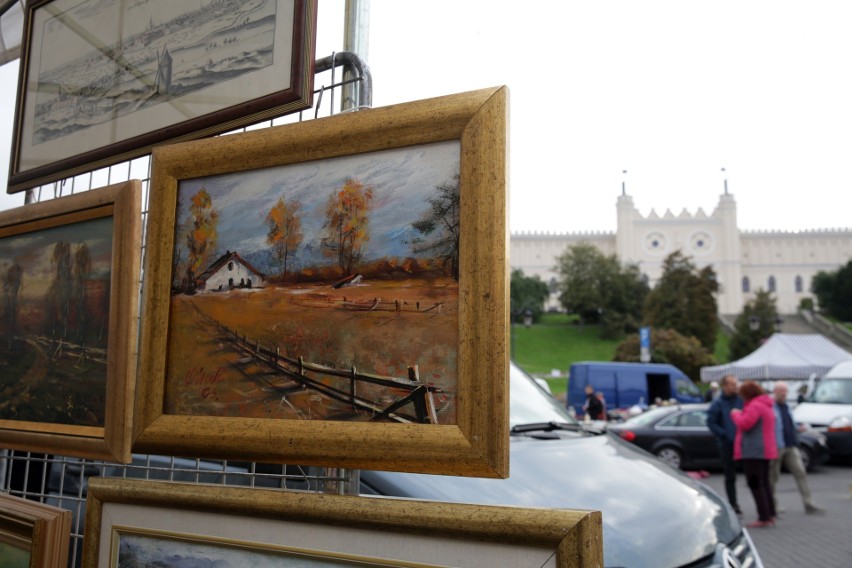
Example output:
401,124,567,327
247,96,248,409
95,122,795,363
510,193,852,315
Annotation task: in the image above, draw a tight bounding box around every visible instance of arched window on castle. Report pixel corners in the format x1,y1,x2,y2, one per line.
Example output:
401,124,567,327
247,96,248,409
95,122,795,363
768,276,776,292
742,277,750,293
795,275,803,293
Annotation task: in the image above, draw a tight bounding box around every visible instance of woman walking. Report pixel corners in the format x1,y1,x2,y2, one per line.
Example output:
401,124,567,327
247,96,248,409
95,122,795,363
730,381,778,527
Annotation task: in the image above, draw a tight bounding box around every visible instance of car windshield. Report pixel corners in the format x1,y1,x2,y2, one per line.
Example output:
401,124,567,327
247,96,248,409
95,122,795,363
620,406,676,426
810,379,852,404
510,362,577,427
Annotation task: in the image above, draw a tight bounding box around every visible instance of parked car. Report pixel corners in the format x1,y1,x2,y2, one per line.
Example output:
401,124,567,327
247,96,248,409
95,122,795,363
793,360,852,458
361,363,763,568
567,361,703,418
607,403,829,471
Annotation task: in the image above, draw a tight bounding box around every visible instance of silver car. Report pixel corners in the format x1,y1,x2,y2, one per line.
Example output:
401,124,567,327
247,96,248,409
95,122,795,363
361,362,764,568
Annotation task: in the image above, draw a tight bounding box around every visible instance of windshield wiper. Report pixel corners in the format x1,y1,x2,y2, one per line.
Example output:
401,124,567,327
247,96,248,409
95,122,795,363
510,421,585,434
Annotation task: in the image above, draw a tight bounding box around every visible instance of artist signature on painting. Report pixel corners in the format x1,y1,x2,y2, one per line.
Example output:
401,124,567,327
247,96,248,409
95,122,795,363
184,367,226,400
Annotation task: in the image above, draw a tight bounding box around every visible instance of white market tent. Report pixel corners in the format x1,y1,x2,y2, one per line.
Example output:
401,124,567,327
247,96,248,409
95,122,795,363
700,333,852,383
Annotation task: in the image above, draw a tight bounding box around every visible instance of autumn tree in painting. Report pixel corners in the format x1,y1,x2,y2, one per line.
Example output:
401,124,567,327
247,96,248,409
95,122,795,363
185,187,219,291
411,175,461,280
72,243,92,340
46,241,73,337
3,262,22,348
265,196,303,279
321,178,374,275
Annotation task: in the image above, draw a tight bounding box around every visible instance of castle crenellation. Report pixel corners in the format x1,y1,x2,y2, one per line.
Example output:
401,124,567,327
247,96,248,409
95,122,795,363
510,191,852,314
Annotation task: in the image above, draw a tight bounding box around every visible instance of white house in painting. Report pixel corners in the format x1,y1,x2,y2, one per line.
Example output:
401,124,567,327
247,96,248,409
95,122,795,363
196,251,265,292
510,191,852,315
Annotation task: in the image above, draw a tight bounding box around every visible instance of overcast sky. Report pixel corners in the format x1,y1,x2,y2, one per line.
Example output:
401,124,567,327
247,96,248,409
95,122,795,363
3,1,852,235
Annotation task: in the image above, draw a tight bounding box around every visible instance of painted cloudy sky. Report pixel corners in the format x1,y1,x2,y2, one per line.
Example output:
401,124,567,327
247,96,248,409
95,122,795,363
0,216,113,300
175,140,460,265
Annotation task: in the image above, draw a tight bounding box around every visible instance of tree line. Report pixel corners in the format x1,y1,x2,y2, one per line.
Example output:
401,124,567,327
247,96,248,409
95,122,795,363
2,240,106,352
176,175,461,292
512,244,789,381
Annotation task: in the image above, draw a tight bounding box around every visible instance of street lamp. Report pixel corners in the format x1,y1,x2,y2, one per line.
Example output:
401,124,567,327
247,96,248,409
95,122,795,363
748,316,760,331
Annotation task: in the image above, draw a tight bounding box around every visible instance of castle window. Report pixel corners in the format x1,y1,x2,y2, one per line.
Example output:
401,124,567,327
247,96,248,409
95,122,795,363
742,277,750,293
795,275,803,293
228,261,234,271
768,276,776,292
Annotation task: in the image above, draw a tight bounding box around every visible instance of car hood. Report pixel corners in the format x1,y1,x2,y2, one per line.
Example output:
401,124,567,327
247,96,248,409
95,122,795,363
793,402,852,427
362,432,739,568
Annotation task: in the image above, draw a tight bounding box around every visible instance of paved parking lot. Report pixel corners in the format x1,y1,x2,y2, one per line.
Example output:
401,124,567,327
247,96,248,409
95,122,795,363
698,461,852,567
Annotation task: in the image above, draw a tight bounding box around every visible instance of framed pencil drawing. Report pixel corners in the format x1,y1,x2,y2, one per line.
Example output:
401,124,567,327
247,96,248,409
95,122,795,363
0,180,142,462
9,0,317,193
0,493,72,568
83,478,602,567
135,87,509,477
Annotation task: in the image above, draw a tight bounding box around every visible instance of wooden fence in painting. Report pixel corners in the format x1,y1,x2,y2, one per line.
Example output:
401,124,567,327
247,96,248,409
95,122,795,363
32,335,107,367
190,306,443,424
291,293,444,314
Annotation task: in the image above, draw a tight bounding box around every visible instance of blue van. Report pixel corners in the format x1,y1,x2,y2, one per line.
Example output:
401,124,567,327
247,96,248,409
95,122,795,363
568,361,703,418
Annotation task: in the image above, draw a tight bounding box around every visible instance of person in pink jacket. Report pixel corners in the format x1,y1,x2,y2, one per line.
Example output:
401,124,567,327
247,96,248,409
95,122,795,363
730,380,778,527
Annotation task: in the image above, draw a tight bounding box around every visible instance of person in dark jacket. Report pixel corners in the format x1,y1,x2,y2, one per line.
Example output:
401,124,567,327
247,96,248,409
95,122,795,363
770,381,825,515
583,384,605,420
707,374,743,514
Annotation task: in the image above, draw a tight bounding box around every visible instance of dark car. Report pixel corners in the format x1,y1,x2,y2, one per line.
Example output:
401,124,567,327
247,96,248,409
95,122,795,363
607,403,829,471
361,364,763,568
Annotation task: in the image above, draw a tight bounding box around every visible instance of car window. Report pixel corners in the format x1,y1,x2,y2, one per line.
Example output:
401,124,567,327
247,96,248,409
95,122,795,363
676,378,700,397
622,406,675,426
510,362,577,427
657,410,706,428
811,379,852,404
679,411,708,427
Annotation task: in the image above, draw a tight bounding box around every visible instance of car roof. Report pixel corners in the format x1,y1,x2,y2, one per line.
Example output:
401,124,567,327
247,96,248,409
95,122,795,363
825,360,852,378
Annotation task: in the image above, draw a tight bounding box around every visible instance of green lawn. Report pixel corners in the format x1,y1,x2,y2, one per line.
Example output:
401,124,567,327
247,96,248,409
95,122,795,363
511,314,621,397
714,330,730,363
512,314,731,397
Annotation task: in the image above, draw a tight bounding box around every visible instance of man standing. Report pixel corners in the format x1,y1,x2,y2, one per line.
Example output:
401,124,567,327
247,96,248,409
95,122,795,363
707,374,743,515
771,381,825,515
583,384,605,420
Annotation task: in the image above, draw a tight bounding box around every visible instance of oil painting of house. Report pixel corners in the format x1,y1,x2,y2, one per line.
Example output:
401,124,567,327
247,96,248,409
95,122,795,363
165,140,462,425
195,250,265,291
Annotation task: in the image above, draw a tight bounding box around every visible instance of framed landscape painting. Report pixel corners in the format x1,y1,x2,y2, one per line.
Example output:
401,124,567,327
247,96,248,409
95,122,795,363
0,493,72,568
9,0,317,193
83,478,602,567
135,87,509,477
0,181,141,462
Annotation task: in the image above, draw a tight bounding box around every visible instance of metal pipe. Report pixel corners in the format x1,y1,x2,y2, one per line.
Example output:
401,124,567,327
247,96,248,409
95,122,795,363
314,51,372,109
342,0,370,111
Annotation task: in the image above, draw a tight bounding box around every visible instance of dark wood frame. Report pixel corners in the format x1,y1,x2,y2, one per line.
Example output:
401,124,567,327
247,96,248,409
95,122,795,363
135,87,510,478
8,0,317,193
0,181,142,462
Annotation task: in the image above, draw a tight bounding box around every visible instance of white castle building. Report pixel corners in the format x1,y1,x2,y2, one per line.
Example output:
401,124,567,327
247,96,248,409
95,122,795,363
510,190,852,315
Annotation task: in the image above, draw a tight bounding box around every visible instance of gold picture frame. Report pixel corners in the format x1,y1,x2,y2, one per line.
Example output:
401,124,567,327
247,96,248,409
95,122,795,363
9,0,317,193
134,87,509,477
0,493,72,568
0,181,142,462
83,478,602,568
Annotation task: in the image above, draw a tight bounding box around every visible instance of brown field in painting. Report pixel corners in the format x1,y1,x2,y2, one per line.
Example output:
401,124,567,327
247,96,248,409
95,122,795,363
164,278,459,424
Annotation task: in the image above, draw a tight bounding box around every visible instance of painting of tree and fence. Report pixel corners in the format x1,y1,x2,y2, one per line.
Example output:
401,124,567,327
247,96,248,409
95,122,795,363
0,216,114,428
166,140,461,425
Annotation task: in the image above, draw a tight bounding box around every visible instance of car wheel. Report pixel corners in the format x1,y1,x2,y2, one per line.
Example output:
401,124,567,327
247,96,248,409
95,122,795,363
798,445,814,472
655,446,683,469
